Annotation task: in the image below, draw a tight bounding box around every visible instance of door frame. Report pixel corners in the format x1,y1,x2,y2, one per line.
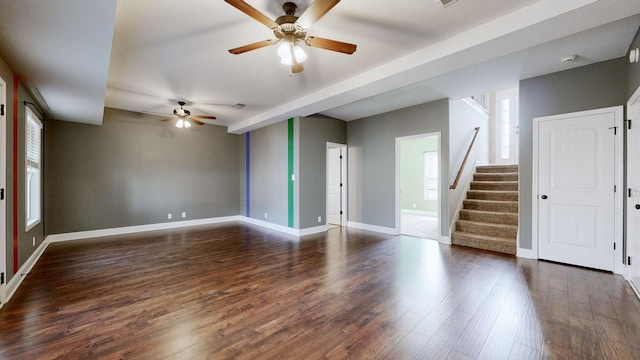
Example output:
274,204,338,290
626,85,640,297
0,76,6,306
326,142,347,227
531,106,624,274
395,132,442,242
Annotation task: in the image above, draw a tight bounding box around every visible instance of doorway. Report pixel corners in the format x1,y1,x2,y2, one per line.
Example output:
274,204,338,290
494,89,519,165
533,106,623,271
326,143,347,227
396,133,440,240
0,76,6,305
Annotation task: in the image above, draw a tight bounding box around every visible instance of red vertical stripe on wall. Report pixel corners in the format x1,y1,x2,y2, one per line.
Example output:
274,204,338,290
12,74,18,273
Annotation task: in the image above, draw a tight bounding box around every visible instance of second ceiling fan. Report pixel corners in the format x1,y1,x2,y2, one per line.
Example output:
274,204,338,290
225,0,357,73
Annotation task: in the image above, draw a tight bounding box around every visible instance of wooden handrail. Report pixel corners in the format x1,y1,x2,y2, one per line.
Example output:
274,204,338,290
450,127,480,189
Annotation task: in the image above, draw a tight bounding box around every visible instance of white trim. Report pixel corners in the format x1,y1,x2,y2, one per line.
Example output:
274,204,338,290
516,247,537,259
0,76,6,307
626,86,640,297
47,216,243,243
347,221,397,235
1,238,49,310
241,217,327,237
532,106,623,273
461,97,489,116
440,235,451,245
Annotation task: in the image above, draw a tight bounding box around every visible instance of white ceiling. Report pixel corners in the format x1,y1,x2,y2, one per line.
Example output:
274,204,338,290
1,0,639,132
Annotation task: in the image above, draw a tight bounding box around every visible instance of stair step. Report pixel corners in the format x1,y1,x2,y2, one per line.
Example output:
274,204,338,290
455,220,517,239
467,190,518,201
459,209,518,226
473,172,518,182
451,231,517,255
463,199,518,213
476,165,519,174
470,181,518,191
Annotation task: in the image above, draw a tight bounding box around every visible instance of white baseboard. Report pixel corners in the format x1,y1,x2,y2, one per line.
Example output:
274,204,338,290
440,236,451,245
630,279,640,301
2,239,50,310
346,221,398,235
240,217,327,237
516,247,537,259
401,210,437,217
46,216,244,243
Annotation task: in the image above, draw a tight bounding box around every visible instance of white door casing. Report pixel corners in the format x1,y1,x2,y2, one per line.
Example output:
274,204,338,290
0,76,6,306
534,106,623,272
627,87,640,296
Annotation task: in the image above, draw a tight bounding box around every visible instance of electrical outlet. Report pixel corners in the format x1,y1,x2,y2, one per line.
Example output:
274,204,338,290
318,216,322,223
181,211,186,218
168,213,172,220
264,212,268,219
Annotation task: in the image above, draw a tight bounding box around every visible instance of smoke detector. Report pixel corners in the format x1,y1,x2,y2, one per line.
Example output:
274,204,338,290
561,55,577,64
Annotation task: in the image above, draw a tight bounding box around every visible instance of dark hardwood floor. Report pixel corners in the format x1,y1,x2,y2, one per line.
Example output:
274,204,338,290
1,223,639,359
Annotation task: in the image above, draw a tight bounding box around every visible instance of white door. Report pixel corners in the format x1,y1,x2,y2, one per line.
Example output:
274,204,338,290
627,90,640,294
0,76,6,305
327,144,346,226
537,108,618,271
495,89,519,165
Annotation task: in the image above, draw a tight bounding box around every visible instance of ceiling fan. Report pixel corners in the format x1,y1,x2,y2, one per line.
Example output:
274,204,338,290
225,0,357,73
161,101,217,128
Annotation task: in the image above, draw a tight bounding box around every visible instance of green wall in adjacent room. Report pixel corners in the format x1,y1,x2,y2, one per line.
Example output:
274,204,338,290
400,136,439,212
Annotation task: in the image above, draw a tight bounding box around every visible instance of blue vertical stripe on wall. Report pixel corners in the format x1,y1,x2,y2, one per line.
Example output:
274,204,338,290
246,132,250,217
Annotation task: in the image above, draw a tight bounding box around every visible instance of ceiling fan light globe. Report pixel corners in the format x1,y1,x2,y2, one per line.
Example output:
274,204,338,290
176,119,185,128
277,42,291,58
293,45,307,63
184,120,192,128
280,55,293,65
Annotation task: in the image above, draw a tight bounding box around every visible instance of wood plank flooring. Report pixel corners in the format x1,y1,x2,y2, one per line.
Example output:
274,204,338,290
1,223,639,359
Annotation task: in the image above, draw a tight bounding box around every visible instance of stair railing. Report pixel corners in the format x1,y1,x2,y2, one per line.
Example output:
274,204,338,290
450,127,480,189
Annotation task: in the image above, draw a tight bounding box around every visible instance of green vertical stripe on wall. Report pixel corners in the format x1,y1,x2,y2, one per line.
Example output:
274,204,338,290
288,118,294,228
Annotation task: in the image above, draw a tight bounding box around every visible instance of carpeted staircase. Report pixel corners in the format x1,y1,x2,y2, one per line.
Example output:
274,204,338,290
452,164,518,255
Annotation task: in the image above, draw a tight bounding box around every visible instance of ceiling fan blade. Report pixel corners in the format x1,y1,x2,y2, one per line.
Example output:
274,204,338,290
161,118,174,122
296,0,340,29
224,0,278,29
192,115,217,120
229,39,276,54
190,119,206,126
305,36,356,54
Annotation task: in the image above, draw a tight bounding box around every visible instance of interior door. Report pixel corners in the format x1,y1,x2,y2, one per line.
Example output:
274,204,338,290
628,95,640,294
537,109,616,271
327,146,343,226
0,76,6,305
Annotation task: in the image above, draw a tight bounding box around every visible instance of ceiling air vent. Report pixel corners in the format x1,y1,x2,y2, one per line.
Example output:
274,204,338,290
435,0,459,7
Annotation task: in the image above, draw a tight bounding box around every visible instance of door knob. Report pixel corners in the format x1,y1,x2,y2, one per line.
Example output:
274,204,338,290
541,195,548,200
636,204,640,210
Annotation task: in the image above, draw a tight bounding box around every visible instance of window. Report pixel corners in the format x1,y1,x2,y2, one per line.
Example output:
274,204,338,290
500,98,511,159
25,106,42,231
424,151,438,201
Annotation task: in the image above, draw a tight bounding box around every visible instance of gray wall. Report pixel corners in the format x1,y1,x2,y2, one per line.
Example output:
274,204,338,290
44,108,241,234
297,115,347,229
248,120,289,227
519,57,628,250
347,98,450,235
